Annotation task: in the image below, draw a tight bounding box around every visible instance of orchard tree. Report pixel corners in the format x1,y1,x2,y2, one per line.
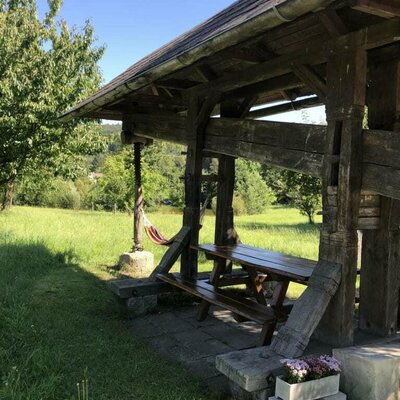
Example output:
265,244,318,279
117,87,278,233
0,0,105,210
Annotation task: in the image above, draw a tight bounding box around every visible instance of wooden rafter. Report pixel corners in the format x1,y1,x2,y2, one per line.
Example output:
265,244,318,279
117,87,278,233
351,0,400,18
187,19,400,98
319,10,348,37
291,64,327,101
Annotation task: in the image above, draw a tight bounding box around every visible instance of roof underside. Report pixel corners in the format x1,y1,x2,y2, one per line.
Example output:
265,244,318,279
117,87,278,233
60,0,397,122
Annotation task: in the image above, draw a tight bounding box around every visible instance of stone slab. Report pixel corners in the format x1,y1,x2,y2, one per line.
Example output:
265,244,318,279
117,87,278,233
333,337,400,400
108,278,171,299
269,392,346,400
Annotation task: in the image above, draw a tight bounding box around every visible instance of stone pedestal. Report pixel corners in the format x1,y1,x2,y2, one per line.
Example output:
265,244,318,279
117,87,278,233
118,251,154,278
333,338,400,400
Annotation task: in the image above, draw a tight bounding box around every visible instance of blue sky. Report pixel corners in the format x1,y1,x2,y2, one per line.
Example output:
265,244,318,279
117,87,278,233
37,0,325,124
38,0,233,84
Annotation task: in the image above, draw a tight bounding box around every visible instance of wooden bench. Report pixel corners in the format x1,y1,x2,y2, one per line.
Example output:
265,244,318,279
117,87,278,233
157,273,279,345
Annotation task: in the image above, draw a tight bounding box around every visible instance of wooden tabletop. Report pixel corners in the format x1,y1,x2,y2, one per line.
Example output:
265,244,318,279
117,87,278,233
193,243,316,281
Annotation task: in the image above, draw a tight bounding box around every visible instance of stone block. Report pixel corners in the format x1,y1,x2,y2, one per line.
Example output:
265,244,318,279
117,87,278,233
118,251,154,278
216,347,282,392
125,295,157,317
333,338,400,400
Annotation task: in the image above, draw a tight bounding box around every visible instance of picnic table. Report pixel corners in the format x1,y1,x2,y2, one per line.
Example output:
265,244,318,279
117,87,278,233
158,243,316,345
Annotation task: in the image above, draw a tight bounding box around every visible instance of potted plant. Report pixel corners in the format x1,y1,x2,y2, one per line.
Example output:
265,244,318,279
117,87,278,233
275,355,341,400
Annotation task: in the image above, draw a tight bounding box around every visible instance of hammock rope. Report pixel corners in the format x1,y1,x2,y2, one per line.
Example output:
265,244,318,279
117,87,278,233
143,197,210,246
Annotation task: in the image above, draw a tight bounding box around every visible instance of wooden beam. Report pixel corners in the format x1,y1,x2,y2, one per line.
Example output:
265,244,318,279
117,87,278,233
319,10,348,37
351,0,400,18
316,47,367,347
291,64,327,101
158,78,201,90
187,19,400,98
180,93,219,279
359,60,400,337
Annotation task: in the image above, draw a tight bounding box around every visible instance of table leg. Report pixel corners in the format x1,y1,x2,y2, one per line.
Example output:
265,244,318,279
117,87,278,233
197,260,226,321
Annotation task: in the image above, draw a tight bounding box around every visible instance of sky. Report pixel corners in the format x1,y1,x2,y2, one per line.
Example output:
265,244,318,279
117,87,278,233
37,0,325,124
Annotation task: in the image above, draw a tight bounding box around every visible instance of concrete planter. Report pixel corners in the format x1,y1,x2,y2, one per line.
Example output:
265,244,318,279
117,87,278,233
275,374,340,400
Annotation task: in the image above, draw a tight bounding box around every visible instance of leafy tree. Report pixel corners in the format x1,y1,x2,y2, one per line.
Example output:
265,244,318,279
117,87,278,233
235,160,276,214
262,166,321,224
285,172,321,224
0,0,105,210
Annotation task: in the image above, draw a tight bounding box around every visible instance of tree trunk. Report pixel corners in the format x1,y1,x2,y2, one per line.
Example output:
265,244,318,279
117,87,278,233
1,181,14,211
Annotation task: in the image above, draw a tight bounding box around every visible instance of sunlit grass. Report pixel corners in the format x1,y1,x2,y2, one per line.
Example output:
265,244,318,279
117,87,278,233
0,205,321,399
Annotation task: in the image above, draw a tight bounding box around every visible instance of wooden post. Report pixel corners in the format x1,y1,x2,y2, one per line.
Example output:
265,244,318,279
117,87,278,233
215,100,244,262
197,100,243,321
133,142,144,251
315,46,367,347
359,60,400,336
180,94,218,279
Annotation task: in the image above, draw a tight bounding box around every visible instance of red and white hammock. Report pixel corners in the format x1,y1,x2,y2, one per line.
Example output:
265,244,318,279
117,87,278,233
142,199,210,246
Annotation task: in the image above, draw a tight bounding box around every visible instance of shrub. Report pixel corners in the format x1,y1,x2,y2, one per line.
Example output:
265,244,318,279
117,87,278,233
232,195,247,216
43,179,81,210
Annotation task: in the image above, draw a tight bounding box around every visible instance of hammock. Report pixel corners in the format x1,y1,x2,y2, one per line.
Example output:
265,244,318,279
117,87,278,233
143,198,210,246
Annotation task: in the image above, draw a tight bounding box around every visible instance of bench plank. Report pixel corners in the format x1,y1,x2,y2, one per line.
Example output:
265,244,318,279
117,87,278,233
157,273,276,324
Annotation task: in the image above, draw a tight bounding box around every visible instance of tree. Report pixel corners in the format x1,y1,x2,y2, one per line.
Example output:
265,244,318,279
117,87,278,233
0,0,105,210
263,166,321,223
235,160,276,214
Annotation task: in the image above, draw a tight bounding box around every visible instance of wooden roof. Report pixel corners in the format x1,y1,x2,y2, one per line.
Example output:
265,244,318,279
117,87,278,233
60,0,398,122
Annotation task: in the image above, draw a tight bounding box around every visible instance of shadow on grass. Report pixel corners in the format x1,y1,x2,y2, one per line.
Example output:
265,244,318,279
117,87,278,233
0,242,211,400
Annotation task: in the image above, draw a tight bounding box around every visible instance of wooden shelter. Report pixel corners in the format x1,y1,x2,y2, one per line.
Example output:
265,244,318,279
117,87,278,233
61,0,400,354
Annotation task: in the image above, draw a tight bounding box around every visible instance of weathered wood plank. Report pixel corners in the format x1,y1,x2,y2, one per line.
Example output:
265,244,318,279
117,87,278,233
270,260,341,357
359,60,400,337
316,47,367,347
351,0,400,18
188,19,400,97
148,226,190,280
129,112,400,199
181,94,219,279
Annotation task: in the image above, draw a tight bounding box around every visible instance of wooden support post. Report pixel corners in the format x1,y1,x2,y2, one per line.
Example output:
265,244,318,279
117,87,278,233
197,99,244,320
180,94,218,280
315,47,367,347
133,142,144,251
359,60,400,336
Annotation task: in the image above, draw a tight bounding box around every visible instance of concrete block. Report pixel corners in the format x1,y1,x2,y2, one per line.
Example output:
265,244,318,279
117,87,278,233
118,251,154,278
333,338,400,400
216,347,282,392
125,294,157,317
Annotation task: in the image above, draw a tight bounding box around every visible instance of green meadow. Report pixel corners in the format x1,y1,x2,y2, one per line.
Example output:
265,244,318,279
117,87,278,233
0,206,320,399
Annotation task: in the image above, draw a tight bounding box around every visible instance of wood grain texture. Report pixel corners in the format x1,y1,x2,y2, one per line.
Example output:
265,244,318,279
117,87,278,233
271,260,341,357
315,47,367,347
359,60,400,337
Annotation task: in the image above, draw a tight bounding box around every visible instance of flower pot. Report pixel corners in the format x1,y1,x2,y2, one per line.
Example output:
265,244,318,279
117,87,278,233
275,374,340,400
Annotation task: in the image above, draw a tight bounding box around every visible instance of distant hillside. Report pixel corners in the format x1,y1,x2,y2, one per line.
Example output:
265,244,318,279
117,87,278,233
102,124,121,136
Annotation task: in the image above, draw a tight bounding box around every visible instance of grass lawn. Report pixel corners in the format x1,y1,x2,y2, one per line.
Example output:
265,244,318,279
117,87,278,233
0,205,320,399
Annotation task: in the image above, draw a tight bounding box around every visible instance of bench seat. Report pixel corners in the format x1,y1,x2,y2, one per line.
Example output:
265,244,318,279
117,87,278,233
157,273,278,345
